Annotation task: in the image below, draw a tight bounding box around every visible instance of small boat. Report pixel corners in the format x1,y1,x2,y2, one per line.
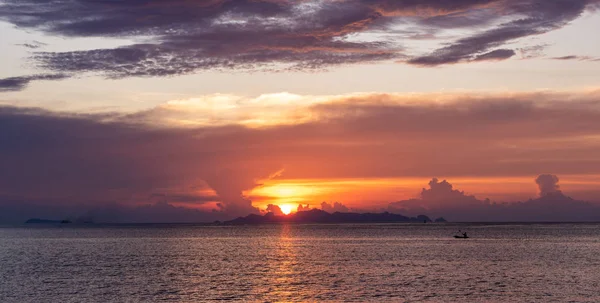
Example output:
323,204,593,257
454,235,469,239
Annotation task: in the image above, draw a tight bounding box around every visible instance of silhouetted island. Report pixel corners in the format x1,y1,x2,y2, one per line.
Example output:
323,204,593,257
225,209,433,225
25,218,72,224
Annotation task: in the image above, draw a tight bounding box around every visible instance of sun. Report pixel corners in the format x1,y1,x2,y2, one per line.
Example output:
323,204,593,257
279,204,295,215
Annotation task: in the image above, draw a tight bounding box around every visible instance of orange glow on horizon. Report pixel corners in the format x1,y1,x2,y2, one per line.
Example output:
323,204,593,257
246,175,600,211
247,178,425,211
250,184,319,205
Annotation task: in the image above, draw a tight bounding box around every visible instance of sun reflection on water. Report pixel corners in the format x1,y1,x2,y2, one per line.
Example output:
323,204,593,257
264,225,301,301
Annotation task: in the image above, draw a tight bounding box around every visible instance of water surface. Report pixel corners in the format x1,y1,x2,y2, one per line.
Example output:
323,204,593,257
1,223,599,302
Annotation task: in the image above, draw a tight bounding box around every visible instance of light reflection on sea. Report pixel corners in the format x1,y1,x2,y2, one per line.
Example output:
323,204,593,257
1,223,599,302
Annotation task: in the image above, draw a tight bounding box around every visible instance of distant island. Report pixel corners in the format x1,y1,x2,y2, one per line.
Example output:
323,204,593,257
25,218,72,224
225,209,441,225
25,218,96,224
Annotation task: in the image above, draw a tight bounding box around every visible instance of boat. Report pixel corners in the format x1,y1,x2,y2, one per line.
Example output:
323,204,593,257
454,235,469,239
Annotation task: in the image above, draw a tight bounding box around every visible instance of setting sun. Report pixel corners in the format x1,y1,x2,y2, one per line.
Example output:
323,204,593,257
246,183,320,211
279,204,295,215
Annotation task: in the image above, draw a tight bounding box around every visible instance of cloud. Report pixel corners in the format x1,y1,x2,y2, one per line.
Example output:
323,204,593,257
361,0,499,16
266,204,284,216
0,0,598,82
553,55,582,60
407,0,596,66
388,176,600,221
297,204,311,212
536,174,561,196
320,201,350,213
0,105,282,223
1,90,600,222
1,0,399,78
388,178,484,217
517,44,549,59
149,191,219,206
16,40,47,49
0,74,69,92
551,55,600,61
473,49,516,62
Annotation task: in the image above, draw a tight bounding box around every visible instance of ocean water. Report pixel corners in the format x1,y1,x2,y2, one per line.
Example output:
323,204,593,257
1,223,599,302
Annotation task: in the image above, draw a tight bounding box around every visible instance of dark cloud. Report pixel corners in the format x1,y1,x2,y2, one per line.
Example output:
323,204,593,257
388,178,484,218
554,55,581,60
266,204,284,216
0,0,598,81
408,0,596,66
0,106,280,223
356,0,500,18
473,49,516,62
149,193,219,205
0,0,398,78
16,40,47,49
536,174,561,196
321,201,350,213
388,176,600,222
0,74,69,92
551,55,600,61
297,204,311,212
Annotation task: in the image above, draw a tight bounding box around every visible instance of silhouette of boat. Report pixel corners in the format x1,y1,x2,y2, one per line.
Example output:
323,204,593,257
454,235,469,239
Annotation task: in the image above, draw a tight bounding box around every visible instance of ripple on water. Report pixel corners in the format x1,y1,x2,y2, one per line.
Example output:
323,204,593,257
0,224,600,302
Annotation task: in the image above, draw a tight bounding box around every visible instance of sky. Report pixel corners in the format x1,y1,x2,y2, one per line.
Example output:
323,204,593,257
1,0,600,223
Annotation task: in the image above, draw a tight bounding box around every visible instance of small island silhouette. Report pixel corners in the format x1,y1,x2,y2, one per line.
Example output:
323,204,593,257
24,217,95,224
225,209,442,225
25,218,72,224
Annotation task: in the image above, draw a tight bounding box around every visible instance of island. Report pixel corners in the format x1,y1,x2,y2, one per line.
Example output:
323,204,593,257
25,218,72,224
225,209,433,225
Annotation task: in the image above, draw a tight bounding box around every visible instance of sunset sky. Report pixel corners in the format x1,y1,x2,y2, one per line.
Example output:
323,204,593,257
1,0,600,223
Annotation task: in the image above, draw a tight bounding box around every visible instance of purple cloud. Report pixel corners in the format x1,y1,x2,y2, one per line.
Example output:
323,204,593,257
473,49,516,62
266,204,284,216
407,0,595,66
0,0,598,83
16,40,47,49
536,174,561,197
0,74,69,92
551,55,600,61
389,176,600,222
321,201,350,213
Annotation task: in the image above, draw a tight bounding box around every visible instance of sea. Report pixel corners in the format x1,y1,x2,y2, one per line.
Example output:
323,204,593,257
1,223,599,302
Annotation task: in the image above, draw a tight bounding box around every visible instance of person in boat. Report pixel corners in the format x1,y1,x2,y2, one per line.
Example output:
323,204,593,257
455,230,468,238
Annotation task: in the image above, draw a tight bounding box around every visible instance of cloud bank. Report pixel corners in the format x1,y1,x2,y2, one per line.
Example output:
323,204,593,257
1,90,600,223
1,0,599,89
389,175,600,222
